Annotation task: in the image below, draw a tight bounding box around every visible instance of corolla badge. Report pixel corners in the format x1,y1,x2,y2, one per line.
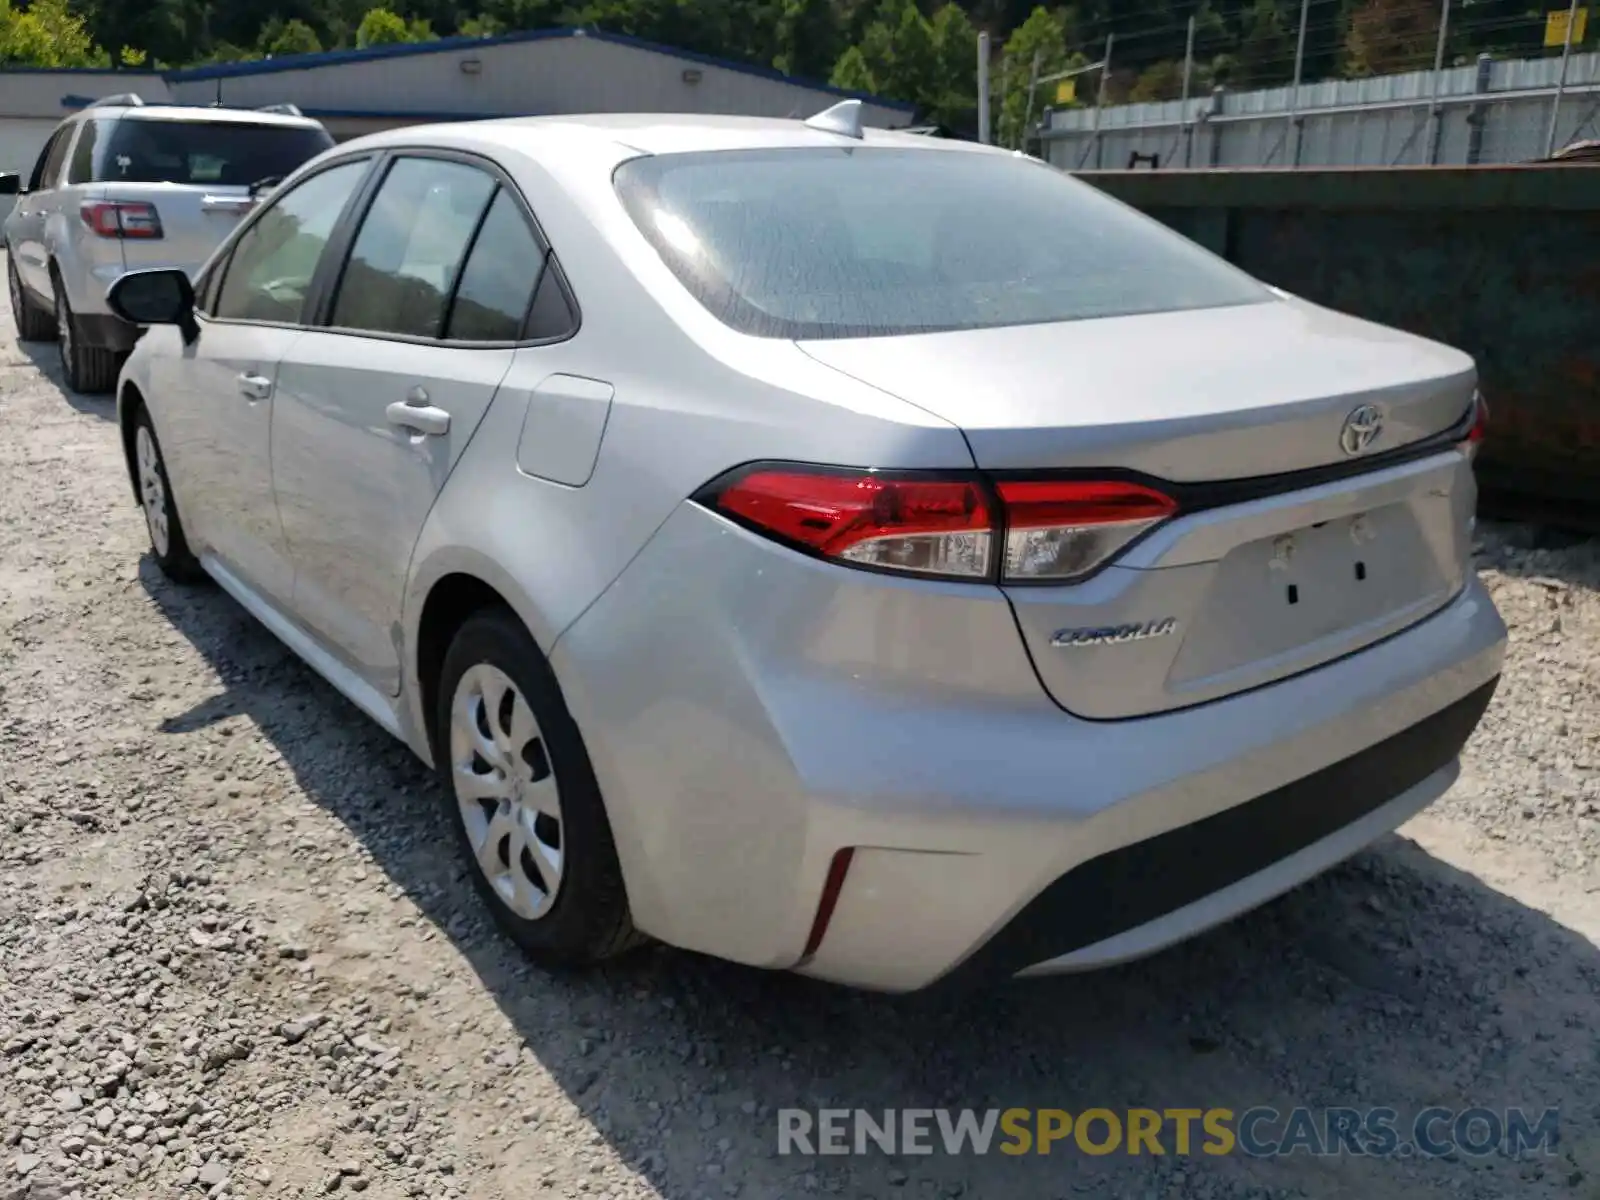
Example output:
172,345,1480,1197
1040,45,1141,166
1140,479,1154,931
1339,404,1384,457
1050,618,1178,649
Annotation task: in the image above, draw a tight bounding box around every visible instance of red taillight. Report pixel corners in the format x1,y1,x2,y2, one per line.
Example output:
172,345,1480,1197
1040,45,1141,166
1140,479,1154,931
1461,391,1488,459
80,201,163,239
711,467,994,579
702,466,1178,583
997,479,1178,582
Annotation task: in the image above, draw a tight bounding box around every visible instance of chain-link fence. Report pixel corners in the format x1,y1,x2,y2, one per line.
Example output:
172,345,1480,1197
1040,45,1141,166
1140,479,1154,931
1025,1,1599,170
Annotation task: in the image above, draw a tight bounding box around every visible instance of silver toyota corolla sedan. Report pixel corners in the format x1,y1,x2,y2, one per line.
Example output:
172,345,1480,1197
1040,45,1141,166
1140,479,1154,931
107,103,1506,992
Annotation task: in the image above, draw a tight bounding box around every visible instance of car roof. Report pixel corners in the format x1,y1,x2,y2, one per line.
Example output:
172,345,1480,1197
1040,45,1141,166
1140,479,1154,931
348,112,1003,162
80,105,324,130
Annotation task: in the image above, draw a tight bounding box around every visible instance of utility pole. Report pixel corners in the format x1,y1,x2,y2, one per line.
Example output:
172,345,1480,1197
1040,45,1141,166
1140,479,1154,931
1545,0,1581,157
1425,0,1452,164
1287,0,1311,165
1090,32,1114,169
1180,14,1197,167
977,31,991,144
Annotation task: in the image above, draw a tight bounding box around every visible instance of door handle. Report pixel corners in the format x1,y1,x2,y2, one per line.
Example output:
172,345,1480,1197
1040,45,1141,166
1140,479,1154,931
237,373,272,400
386,398,451,437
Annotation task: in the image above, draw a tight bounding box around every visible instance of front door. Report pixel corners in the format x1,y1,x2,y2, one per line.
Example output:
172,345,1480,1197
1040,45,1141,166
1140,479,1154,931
10,126,73,298
271,156,551,694
153,156,374,603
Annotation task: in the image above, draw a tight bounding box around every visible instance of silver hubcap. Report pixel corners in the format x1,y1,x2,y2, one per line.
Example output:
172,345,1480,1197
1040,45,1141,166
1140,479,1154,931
136,427,170,558
449,664,563,920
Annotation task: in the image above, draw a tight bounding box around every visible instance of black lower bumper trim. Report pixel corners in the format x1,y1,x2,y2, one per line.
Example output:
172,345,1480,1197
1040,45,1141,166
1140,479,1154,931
937,676,1499,990
75,311,140,352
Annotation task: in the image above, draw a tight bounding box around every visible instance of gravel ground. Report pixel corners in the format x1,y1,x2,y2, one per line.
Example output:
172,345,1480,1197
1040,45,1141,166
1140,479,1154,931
2,280,1599,1200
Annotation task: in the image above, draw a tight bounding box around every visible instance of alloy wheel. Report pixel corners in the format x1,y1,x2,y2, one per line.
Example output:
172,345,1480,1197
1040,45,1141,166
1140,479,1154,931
449,663,564,920
136,426,170,558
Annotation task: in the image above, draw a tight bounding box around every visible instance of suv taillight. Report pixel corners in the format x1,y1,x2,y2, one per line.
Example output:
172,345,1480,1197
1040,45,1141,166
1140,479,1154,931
80,201,163,239
698,466,1178,584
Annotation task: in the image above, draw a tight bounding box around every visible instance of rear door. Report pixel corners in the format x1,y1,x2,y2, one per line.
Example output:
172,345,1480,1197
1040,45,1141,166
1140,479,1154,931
90,114,334,278
271,152,555,694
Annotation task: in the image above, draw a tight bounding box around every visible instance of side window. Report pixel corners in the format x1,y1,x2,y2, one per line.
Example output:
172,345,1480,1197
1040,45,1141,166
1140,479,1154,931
523,258,579,341
329,157,495,339
214,159,369,325
67,120,99,184
40,126,75,188
445,189,546,342
27,130,64,191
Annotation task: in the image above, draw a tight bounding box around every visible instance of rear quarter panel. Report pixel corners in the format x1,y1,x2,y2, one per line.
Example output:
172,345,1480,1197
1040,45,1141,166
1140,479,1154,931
399,136,976,758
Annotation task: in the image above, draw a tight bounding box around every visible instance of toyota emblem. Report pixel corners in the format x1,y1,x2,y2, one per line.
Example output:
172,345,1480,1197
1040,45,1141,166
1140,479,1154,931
1339,404,1384,457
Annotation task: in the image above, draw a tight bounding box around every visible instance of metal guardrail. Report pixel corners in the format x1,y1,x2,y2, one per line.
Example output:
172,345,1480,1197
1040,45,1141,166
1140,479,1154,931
1079,164,1600,509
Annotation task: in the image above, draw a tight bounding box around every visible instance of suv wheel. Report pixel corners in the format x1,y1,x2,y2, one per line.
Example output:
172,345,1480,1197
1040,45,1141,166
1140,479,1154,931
8,254,55,342
133,408,203,582
55,280,120,394
434,608,642,967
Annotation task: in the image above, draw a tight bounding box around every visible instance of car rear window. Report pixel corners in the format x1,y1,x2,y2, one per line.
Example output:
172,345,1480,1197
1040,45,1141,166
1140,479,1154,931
96,118,334,187
614,147,1267,340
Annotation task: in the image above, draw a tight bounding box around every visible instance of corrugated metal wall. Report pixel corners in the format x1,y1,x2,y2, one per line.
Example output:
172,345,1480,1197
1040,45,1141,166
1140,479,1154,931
1045,50,1600,170
165,35,907,128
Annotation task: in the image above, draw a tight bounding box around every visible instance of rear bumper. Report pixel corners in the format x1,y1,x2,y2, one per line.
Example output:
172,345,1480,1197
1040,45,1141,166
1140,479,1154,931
552,502,1507,992
945,677,1495,988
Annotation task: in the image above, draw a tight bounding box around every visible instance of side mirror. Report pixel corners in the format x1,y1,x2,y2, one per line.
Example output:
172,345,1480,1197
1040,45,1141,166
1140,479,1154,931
0,173,19,196
108,268,199,345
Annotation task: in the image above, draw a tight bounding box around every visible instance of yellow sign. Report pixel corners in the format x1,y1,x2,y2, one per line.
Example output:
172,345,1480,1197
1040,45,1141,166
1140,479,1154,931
1054,78,1076,104
1546,7,1589,47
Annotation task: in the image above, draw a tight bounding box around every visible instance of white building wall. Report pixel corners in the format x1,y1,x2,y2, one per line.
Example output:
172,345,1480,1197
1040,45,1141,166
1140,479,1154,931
165,33,908,128
0,71,169,177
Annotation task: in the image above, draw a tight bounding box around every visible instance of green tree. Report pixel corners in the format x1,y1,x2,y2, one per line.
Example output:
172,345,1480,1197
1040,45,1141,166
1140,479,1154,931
355,6,428,46
829,42,876,91
773,0,840,79
1236,0,1291,86
79,0,184,69
259,15,324,54
927,3,978,125
994,6,1081,148
458,13,505,36
0,0,106,66
1128,58,1184,101
1343,0,1437,77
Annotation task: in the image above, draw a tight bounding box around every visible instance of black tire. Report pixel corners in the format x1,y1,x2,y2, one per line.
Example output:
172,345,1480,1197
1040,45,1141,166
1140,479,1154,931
434,607,642,967
54,278,120,394
131,406,204,583
8,253,55,342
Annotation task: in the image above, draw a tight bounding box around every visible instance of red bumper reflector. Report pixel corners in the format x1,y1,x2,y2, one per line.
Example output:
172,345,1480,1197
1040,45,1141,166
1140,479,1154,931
800,847,855,962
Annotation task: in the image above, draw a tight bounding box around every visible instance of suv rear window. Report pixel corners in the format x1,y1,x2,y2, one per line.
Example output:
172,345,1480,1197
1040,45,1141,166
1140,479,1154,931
614,148,1267,340
96,118,334,187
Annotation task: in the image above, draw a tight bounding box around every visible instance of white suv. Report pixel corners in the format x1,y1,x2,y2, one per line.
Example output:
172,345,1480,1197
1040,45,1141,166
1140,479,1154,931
4,94,332,392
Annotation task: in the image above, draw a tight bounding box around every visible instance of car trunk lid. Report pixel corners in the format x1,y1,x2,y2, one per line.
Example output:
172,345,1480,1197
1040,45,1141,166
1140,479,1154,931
797,297,1479,719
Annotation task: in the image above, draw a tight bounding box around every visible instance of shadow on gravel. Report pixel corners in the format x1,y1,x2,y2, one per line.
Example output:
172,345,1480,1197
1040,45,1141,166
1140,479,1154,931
139,558,1599,1200
19,338,119,422
1474,520,1600,591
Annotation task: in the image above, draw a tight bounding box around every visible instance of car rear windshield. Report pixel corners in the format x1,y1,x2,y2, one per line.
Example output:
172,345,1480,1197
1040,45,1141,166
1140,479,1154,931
95,118,334,187
614,147,1267,340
